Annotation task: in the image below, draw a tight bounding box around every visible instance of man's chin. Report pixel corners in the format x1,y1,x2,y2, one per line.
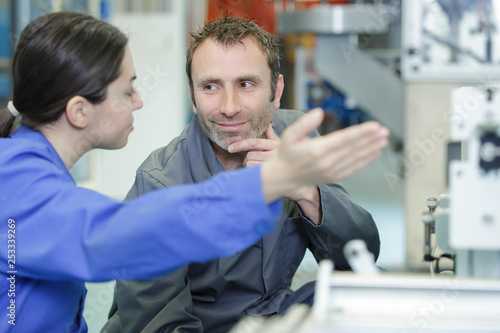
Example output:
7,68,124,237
219,137,244,151
210,138,230,151
211,132,261,152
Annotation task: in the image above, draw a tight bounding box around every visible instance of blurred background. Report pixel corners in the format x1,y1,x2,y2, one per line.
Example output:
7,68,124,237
2,0,500,331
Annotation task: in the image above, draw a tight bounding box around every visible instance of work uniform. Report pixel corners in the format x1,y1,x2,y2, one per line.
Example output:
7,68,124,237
106,109,380,333
0,126,282,332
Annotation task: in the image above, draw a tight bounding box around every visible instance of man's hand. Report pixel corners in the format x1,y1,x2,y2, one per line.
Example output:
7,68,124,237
228,123,317,204
229,123,322,223
228,124,280,168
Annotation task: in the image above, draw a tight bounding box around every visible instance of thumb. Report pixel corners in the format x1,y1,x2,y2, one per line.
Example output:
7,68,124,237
282,108,324,143
265,124,280,140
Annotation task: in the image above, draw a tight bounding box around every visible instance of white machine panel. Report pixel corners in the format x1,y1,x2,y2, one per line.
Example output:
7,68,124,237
449,87,500,250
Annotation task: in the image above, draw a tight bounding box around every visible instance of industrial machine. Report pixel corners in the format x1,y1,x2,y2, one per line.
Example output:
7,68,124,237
278,0,500,271
422,86,500,279
231,253,500,332
229,1,500,331
229,83,500,333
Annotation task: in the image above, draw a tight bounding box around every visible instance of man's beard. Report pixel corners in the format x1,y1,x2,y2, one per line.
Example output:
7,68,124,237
197,104,275,151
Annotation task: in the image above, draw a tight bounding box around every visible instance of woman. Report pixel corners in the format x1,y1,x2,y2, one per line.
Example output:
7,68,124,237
0,12,388,332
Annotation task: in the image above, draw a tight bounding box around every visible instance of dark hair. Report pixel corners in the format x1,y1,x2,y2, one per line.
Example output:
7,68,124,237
0,11,128,137
186,16,281,107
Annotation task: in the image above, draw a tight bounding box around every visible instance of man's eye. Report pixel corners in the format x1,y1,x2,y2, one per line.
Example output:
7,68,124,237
204,84,216,90
241,82,253,88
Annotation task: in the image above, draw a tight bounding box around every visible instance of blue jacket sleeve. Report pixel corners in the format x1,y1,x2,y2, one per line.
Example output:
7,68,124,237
0,153,281,282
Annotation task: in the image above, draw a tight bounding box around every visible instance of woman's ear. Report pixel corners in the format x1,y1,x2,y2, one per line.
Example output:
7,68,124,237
65,96,90,129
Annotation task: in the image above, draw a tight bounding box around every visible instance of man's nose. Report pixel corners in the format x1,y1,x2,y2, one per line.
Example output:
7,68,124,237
220,89,240,117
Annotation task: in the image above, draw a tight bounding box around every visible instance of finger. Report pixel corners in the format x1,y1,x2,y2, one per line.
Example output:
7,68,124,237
334,141,384,173
332,150,382,181
265,124,280,141
336,125,389,154
229,138,280,153
245,160,261,168
325,131,387,168
245,151,275,164
314,121,387,154
281,108,324,144
319,135,388,179
298,124,387,181
297,123,382,170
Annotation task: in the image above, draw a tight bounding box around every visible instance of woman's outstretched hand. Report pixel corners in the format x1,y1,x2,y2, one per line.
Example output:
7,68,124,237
260,108,390,203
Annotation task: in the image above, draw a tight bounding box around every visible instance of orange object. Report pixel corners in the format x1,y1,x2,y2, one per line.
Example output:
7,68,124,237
294,0,349,10
207,0,276,33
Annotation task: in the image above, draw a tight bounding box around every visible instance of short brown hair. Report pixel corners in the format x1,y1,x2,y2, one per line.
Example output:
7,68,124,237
186,16,281,106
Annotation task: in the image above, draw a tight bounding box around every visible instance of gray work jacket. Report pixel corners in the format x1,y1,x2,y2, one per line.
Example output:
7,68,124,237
104,109,380,333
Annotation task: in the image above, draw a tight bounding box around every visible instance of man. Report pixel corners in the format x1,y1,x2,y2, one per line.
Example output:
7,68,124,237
105,17,380,333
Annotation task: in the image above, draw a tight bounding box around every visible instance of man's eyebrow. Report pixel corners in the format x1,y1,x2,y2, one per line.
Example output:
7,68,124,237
196,75,263,88
197,77,223,87
237,75,262,83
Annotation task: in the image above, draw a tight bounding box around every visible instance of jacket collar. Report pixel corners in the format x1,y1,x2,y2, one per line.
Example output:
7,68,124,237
11,125,73,181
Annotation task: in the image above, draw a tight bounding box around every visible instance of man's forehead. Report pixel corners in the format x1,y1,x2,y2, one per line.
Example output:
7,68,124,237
196,36,264,55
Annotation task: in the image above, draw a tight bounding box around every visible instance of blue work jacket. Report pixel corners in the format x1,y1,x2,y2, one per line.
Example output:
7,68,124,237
0,126,281,332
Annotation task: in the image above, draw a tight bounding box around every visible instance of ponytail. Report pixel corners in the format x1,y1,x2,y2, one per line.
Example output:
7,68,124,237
0,107,16,137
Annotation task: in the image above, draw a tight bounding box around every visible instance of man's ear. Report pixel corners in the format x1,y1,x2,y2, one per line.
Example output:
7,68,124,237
274,74,284,110
65,96,90,129
192,104,198,114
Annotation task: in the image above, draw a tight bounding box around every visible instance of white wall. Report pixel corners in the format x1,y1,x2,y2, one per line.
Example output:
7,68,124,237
84,2,188,331
97,0,188,200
